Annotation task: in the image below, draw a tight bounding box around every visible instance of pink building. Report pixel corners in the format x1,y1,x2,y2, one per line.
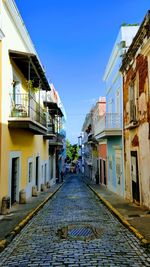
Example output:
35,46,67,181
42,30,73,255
93,97,107,185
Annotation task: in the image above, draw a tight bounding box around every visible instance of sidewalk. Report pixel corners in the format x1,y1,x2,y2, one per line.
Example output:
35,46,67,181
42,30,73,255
84,178,150,245
0,181,64,250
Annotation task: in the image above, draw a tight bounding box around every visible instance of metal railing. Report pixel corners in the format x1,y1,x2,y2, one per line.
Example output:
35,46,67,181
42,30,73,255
46,110,63,135
94,113,122,135
9,93,47,127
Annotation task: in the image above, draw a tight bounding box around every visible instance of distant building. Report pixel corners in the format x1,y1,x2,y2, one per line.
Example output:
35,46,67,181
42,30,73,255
42,84,67,183
81,97,106,183
82,111,93,181
93,97,107,185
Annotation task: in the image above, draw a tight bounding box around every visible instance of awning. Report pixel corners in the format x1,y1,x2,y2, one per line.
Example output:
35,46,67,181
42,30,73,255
43,101,63,117
9,50,51,91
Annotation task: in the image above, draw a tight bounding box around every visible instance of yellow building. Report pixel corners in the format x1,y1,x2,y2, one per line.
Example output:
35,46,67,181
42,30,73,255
0,0,53,211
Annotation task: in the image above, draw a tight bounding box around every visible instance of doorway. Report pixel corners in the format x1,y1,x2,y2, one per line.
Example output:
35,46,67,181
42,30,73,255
44,163,47,184
131,151,140,203
35,156,39,190
96,159,100,184
11,157,19,205
13,80,21,106
99,159,102,184
103,160,106,185
115,150,122,195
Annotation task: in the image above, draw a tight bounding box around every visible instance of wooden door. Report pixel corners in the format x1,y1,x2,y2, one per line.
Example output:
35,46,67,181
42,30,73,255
131,151,140,203
103,160,106,185
35,157,39,189
99,159,102,184
115,150,122,195
11,157,18,204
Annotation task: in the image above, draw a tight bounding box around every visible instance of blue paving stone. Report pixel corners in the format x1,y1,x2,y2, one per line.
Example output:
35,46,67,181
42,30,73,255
0,175,150,266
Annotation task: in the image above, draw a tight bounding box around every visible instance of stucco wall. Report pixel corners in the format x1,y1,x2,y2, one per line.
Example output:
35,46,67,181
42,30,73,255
0,1,49,207
107,136,124,196
123,51,150,208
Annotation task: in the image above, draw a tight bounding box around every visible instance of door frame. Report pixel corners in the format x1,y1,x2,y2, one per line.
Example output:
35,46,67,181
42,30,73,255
35,156,40,191
131,151,140,203
115,149,122,195
103,160,107,185
99,159,102,184
8,151,21,205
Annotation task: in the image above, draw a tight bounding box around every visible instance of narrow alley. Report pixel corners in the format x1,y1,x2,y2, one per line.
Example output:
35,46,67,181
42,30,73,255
0,175,149,267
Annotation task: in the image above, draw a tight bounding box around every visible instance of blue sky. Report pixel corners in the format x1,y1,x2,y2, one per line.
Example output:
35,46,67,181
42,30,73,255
15,0,149,144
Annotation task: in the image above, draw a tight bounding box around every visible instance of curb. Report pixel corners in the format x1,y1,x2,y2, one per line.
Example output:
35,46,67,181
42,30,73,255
87,183,150,248
0,183,64,253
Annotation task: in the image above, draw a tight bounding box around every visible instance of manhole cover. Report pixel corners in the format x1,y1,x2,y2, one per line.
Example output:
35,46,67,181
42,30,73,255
57,225,102,241
68,226,93,238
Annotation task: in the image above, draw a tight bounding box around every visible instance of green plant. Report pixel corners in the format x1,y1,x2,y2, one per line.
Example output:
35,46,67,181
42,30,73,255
11,104,27,117
27,80,39,94
121,23,139,27
66,139,79,162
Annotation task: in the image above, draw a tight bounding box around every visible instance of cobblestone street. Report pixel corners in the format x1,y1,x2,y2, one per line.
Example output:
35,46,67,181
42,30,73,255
0,175,150,267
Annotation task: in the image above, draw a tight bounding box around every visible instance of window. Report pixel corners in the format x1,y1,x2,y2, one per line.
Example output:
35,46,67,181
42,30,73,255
129,82,137,122
28,162,33,183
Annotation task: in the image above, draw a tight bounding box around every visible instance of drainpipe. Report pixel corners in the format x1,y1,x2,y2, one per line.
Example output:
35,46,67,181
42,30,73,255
28,58,31,117
147,56,150,207
121,75,125,198
39,80,41,124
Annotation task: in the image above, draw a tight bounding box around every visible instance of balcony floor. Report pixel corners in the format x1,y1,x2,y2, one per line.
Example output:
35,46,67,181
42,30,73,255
95,128,122,139
8,117,47,135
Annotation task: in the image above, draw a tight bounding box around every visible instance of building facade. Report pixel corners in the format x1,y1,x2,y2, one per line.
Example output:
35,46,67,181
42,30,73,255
43,84,67,183
82,111,94,181
82,98,106,184
93,98,107,185
100,25,139,197
0,0,66,212
120,11,150,208
0,14,5,198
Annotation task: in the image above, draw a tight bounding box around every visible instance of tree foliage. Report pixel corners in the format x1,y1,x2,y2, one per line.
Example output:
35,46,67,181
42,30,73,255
66,139,79,162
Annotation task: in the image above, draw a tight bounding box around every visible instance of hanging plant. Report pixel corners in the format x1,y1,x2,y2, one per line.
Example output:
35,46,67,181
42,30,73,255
26,80,40,94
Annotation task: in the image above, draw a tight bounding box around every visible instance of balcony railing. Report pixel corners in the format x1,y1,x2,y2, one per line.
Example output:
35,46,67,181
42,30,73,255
46,113,62,134
94,113,122,137
9,93,47,128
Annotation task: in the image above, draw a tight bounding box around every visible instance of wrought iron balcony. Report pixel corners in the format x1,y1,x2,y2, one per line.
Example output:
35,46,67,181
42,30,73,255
8,93,47,134
94,113,122,139
43,113,62,139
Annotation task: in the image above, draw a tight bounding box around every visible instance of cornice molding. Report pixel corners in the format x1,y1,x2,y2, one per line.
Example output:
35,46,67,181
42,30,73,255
120,11,150,72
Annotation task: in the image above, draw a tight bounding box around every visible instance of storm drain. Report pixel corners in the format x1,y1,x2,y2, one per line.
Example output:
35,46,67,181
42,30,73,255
57,225,102,241
68,226,93,238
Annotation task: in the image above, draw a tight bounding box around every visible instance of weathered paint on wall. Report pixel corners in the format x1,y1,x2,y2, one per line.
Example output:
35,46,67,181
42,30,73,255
103,26,139,197
121,12,150,208
123,55,150,207
98,144,106,159
97,143,107,185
